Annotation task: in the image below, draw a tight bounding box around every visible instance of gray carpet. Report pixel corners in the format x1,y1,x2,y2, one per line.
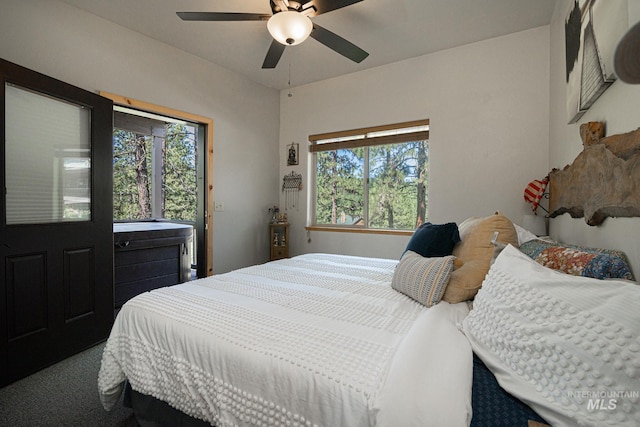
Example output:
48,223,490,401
0,342,138,427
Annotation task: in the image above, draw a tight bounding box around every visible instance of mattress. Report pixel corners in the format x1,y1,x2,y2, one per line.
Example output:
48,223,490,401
98,253,473,426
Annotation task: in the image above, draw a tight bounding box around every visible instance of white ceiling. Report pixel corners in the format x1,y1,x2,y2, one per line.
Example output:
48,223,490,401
58,0,557,90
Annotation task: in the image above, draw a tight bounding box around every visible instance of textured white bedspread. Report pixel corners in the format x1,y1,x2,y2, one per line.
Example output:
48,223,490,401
98,253,472,426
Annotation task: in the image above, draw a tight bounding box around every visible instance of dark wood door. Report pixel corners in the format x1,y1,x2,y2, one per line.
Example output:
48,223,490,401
0,59,114,386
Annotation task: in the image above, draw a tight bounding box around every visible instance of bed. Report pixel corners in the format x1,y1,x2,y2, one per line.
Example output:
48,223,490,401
99,253,473,426
99,213,640,427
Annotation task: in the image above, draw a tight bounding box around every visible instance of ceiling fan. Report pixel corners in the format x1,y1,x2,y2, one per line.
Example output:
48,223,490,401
177,0,369,69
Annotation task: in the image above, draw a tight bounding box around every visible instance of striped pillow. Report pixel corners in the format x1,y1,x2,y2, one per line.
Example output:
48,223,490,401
392,251,456,307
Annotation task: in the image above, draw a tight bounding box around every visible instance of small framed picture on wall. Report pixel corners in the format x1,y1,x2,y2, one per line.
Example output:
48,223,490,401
287,142,299,166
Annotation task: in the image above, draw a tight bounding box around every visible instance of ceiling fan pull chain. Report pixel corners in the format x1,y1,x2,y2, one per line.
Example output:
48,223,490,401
288,47,293,98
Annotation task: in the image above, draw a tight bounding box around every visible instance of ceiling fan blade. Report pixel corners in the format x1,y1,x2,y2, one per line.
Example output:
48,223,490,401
271,0,290,14
262,40,286,69
302,0,364,17
310,23,368,63
176,12,270,21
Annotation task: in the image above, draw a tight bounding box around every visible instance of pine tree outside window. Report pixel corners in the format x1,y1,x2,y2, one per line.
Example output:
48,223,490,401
310,120,429,231
112,106,198,223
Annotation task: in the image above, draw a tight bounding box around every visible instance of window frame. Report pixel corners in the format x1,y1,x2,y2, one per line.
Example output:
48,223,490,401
308,119,429,234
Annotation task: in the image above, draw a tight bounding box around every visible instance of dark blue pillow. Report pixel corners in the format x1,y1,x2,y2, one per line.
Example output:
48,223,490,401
404,222,460,258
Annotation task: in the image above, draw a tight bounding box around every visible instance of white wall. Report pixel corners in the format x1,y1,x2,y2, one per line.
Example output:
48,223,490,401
0,0,281,274
278,27,550,260
548,1,640,278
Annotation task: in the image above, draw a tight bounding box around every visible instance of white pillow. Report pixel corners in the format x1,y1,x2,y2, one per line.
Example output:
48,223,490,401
463,245,640,427
392,251,455,307
514,223,538,245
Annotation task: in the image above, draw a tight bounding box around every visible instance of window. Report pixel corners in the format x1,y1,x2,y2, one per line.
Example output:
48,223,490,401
5,83,91,224
310,120,429,231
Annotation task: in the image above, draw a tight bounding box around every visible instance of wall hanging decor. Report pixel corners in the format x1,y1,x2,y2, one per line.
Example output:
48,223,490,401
549,121,640,225
287,142,299,166
523,177,549,214
614,20,640,83
282,171,302,211
565,0,628,124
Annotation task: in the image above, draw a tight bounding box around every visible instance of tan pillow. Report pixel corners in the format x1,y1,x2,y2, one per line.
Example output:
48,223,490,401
442,212,518,303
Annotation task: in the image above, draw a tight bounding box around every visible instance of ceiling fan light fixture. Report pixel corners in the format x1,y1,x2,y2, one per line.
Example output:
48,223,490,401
267,11,313,46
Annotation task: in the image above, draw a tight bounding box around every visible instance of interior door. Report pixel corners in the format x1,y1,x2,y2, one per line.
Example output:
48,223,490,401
0,59,114,386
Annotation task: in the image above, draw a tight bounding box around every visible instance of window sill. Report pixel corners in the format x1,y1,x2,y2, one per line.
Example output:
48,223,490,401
305,225,413,236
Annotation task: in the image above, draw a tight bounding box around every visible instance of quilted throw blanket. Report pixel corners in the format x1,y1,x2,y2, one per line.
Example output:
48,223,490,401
98,254,472,427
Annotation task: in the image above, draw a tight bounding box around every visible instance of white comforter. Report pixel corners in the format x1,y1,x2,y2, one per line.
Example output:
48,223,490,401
98,253,473,426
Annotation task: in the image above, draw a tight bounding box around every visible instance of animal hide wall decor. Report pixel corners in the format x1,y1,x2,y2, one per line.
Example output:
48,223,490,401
548,122,640,226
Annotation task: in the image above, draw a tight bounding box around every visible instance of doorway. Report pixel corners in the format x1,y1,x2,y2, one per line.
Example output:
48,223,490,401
100,92,213,278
